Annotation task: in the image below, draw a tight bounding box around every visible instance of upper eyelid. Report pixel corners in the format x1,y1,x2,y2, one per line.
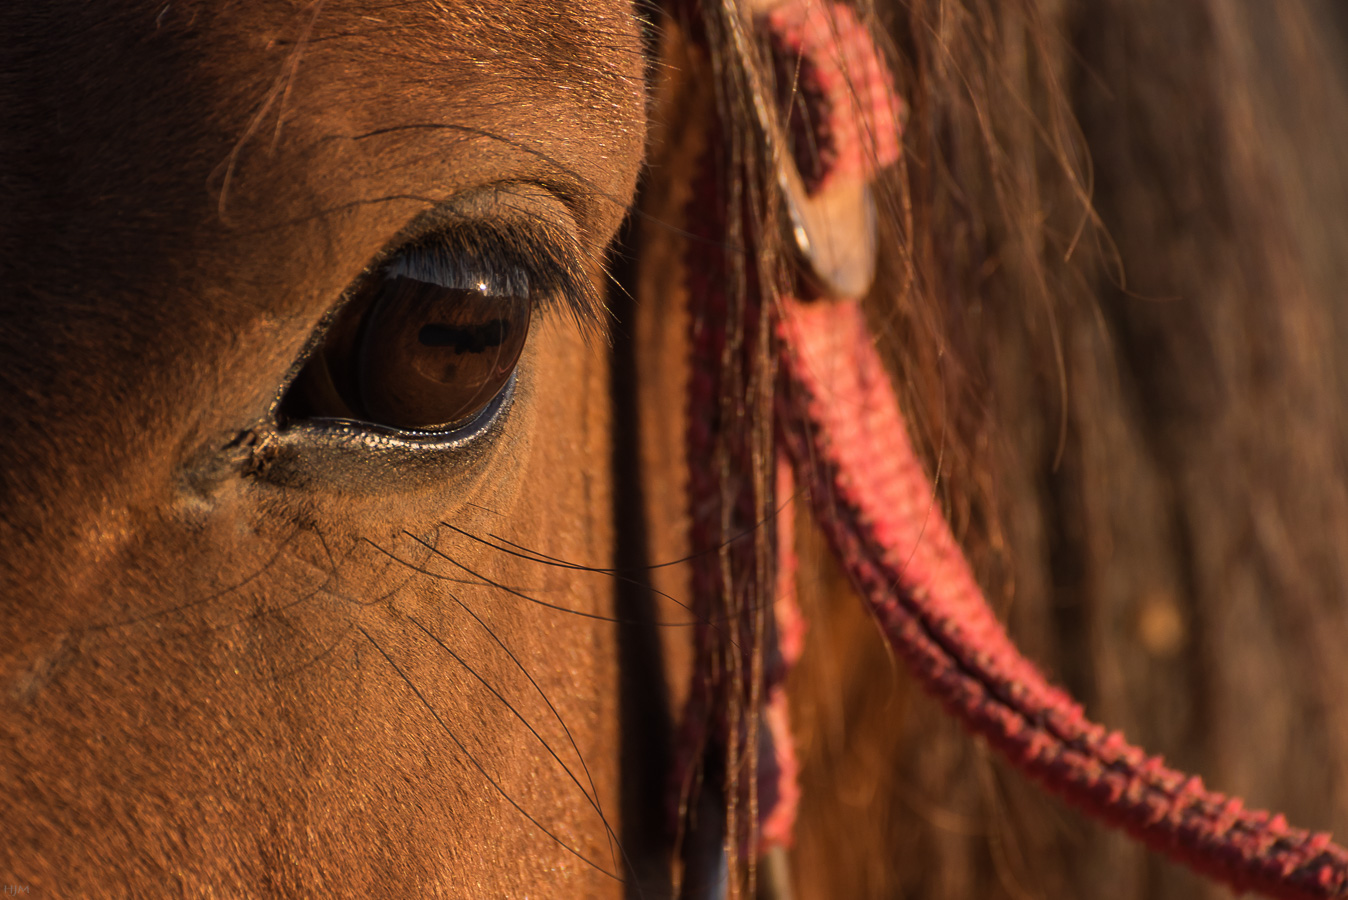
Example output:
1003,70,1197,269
383,183,609,339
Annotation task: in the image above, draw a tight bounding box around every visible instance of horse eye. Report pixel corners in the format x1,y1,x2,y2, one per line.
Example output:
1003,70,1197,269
285,248,531,433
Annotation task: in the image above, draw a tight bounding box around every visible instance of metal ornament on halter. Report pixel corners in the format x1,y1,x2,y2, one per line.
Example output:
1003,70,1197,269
783,178,878,300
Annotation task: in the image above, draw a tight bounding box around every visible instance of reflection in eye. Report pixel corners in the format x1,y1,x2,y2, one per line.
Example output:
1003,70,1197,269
281,201,602,437
286,245,531,433
358,265,530,431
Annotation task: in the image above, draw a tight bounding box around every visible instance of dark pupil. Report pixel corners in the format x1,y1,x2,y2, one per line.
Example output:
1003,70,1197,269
356,273,530,431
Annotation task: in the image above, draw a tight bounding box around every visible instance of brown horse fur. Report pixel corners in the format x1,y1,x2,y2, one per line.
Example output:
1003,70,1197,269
3,0,1348,898
1,1,649,895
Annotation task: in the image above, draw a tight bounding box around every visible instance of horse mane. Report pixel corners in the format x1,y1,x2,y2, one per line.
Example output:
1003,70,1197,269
4,0,1346,894
762,1,1348,896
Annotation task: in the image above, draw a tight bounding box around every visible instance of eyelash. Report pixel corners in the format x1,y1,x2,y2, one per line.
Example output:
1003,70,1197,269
411,215,603,335
273,209,597,441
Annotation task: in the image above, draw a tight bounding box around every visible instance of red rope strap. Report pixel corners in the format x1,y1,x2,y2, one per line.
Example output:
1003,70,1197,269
762,0,903,192
774,296,1348,899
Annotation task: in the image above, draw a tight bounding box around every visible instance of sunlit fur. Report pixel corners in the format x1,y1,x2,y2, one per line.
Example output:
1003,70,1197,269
4,0,1348,898
0,1,649,895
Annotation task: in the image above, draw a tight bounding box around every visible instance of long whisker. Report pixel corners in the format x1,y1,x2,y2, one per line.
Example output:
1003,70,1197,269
402,532,775,651
364,524,630,875
356,626,624,883
374,534,696,627
437,485,805,644
440,522,700,619
405,614,642,891
418,581,608,811
90,529,302,630
452,481,804,576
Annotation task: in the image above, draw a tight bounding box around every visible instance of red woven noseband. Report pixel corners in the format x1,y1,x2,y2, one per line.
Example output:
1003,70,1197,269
673,1,1348,897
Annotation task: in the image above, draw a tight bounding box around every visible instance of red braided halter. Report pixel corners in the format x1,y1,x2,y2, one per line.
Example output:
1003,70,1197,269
673,1,1348,897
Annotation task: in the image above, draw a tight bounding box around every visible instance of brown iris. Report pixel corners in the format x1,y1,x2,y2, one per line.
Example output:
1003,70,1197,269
287,256,530,433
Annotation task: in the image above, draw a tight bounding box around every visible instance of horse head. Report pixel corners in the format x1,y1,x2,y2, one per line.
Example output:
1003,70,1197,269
4,1,1348,898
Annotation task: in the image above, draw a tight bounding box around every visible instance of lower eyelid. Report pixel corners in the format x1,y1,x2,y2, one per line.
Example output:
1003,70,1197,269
253,367,524,494
292,368,519,446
